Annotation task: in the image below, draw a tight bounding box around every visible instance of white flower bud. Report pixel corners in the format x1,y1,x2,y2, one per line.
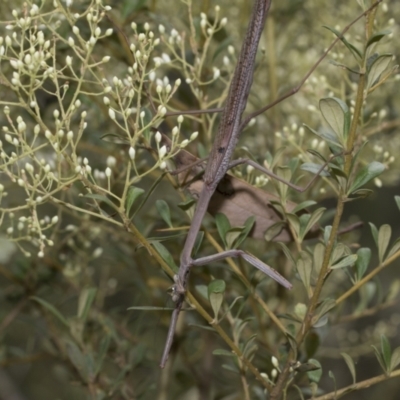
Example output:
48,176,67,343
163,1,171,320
155,131,162,143
158,145,167,158
108,108,116,120
190,131,198,141
105,167,112,177
129,147,136,160
106,156,116,168
52,215,59,224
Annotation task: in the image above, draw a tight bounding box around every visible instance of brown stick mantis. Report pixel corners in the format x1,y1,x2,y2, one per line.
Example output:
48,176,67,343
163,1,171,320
159,0,382,368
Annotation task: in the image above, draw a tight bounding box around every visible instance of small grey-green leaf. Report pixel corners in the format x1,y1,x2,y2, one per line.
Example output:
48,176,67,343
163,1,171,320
366,30,391,48
209,292,224,320
126,186,145,215
264,221,287,242
348,162,385,194
292,200,317,214
213,349,234,357
367,54,392,90
378,224,391,263
390,347,400,372
304,124,342,147
381,335,392,370
95,335,111,376
355,248,371,281
331,254,358,269
152,241,178,272
369,222,379,249
372,344,387,374
77,287,97,322
215,213,231,248
235,216,255,248
66,341,89,383
286,213,300,238
307,359,322,383
156,199,173,228
301,207,325,240
31,296,69,328
341,352,356,384
319,97,350,143
388,238,400,259
314,298,336,323
296,252,312,297
395,196,400,212
300,163,330,177
208,279,226,296
84,193,117,210
323,25,362,58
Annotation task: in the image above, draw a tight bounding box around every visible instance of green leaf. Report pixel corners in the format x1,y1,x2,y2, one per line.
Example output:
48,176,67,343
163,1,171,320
66,341,93,383
31,296,69,328
215,213,231,248
381,335,392,370
307,359,322,383
95,335,111,376
296,251,312,297
234,216,255,248
277,242,296,268
378,224,391,263
348,161,385,194
132,172,166,218
372,344,387,374
208,279,226,296
127,306,175,311
300,207,325,241
313,243,325,276
319,97,350,143
84,193,117,211
305,332,320,359
323,25,362,58
286,213,300,238
77,287,97,322
294,303,307,320
395,196,400,212
341,352,356,384
264,221,287,242
367,54,392,90
388,238,400,259
366,30,391,48
213,349,234,357
152,241,178,272
222,363,240,373
313,298,336,326
292,200,317,214
369,222,379,249
331,254,358,269
226,228,243,250
156,199,173,228
355,248,371,280
177,198,196,211
193,231,204,258
300,163,330,177
126,186,145,216
304,124,342,147
390,347,400,372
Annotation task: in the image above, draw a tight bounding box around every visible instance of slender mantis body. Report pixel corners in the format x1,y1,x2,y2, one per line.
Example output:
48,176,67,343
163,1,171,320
160,0,285,368
160,0,382,368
